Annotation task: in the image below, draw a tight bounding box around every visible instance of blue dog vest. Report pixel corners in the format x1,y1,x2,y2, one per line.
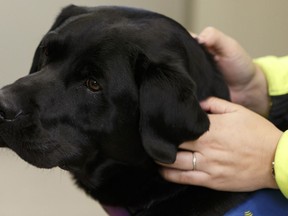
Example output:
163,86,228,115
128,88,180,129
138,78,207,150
103,189,288,216
225,189,288,216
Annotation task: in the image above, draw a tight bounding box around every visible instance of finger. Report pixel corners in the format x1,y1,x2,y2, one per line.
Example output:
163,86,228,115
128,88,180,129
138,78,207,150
160,168,210,187
157,151,194,170
179,140,199,151
179,131,215,152
200,97,238,114
197,27,218,44
157,151,206,173
197,27,236,57
197,27,225,54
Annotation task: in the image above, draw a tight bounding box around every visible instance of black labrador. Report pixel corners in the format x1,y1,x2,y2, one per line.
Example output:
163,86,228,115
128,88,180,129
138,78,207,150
0,5,248,216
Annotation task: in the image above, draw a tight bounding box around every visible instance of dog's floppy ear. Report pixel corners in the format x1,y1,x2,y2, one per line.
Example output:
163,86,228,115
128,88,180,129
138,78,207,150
136,54,210,164
49,5,89,31
29,5,89,74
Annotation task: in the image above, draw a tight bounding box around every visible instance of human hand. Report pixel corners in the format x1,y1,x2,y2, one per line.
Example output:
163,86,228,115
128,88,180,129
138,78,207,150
159,97,282,191
197,27,270,116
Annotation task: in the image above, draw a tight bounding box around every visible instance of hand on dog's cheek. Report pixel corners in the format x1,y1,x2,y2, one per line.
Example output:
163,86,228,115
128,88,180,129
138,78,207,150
158,97,281,192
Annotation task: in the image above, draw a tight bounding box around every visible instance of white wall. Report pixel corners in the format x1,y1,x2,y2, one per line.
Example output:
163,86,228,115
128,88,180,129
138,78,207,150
189,0,288,57
0,0,188,87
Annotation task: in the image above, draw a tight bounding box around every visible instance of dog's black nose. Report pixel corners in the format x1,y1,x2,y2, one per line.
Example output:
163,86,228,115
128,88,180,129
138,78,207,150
0,106,23,122
0,95,23,122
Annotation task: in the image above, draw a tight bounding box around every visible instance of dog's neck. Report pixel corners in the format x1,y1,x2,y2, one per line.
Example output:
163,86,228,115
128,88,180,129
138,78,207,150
102,204,147,216
102,205,130,216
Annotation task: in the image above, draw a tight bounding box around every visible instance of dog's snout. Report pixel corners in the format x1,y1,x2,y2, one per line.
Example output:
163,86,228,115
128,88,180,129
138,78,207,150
0,94,23,122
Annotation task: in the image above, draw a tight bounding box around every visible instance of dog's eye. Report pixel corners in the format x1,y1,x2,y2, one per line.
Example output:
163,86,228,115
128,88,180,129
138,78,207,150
85,79,102,92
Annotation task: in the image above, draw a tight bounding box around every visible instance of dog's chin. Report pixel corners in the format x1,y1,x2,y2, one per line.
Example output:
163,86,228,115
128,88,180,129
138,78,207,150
28,157,60,169
15,151,60,169
4,142,64,169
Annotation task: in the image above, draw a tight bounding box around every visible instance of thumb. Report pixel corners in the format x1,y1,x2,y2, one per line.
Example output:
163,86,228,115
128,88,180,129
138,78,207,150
197,27,227,55
198,27,238,59
200,97,238,114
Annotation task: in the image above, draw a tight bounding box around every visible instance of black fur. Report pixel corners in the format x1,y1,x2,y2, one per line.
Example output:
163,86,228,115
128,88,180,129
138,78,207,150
0,5,248,215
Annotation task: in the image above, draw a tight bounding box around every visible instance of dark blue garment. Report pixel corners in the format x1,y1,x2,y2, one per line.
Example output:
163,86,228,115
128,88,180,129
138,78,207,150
225,189,288,216
268,95,288,131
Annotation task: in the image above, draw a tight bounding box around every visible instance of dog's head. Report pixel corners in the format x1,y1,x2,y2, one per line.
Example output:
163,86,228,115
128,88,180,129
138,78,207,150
0,5,228,170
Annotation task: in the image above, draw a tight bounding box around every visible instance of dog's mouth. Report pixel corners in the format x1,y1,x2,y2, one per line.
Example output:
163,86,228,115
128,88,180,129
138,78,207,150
0,113,86,170
6,142,62,168
0,130,65,168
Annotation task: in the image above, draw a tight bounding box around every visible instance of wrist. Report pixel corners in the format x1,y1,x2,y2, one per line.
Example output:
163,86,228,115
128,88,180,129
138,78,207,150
247,64,270,116
230,64,270,116
274,130,288,198
262,127,282,190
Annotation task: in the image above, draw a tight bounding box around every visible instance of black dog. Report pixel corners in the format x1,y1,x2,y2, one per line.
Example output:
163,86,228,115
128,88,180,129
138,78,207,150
0,5,248,215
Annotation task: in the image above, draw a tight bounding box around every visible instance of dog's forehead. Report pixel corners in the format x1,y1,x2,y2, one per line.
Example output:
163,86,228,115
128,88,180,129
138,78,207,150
52,8,179,48
40,6,194,70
